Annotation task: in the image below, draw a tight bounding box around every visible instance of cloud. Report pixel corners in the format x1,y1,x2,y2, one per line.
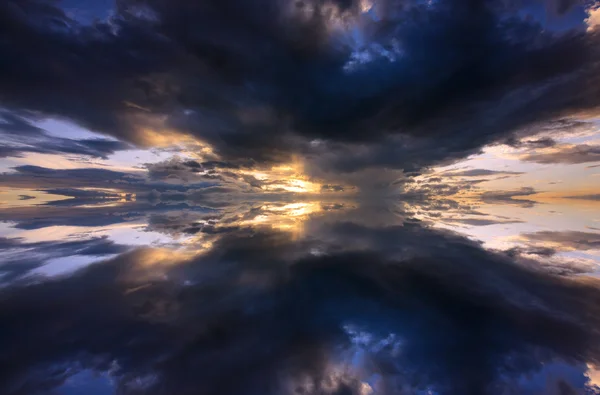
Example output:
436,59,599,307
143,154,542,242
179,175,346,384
507,136,558,149
144,157,318,194
445,169,524,177
565,194,600,200
0,207,140,230
0,165,145,190
0,0,599,176
587,4,600,32
42,188,124,199
0,110,131,158
0,165,222,202
321,184,347,192
520,230,600,251
0,236,130,284
32,187,135,207
449,218,524,226
2,214,600,394
481,187,539,207
518,143,600,164
400,173,492,201
510,119,599,142
144,157,250,185
2,0,600,386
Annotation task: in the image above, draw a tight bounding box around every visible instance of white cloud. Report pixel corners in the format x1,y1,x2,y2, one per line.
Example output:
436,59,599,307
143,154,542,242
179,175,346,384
586,4,600,32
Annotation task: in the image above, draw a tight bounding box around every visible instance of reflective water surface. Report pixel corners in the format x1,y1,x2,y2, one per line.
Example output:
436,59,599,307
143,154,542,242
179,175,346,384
1,193,600,395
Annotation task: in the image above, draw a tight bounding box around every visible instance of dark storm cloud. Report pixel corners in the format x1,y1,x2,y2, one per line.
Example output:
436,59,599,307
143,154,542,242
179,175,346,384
2,216,600,394
144,158,250,184
1,0,599,173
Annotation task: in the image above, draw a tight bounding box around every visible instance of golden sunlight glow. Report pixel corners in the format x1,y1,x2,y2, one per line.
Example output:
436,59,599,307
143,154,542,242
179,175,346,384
127,113,215,159
134,126,196,148
135,248,198,267
586,4,600,32
0,188,71,208
118,247,204,285
587,364,600,387
360,0,374,13
264,202,324,221
239,157,323,193
263,178,322,193
235,201,325,237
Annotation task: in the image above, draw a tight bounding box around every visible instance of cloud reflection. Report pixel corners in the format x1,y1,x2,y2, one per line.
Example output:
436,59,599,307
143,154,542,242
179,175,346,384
0,192,599,394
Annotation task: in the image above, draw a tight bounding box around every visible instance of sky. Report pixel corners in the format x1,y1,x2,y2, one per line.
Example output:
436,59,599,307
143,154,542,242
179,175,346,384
0,0,599,197
2,0,600,394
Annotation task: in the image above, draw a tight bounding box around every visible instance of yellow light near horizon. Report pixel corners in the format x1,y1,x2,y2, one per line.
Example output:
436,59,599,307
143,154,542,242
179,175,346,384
270,165,295,172
234,201,325,237
236,156,323,194
263,178,322,194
